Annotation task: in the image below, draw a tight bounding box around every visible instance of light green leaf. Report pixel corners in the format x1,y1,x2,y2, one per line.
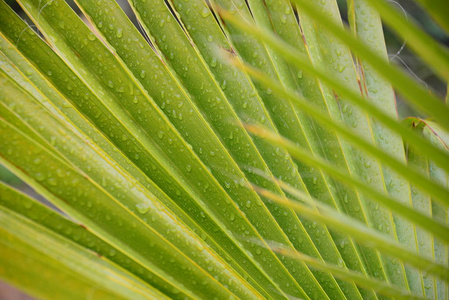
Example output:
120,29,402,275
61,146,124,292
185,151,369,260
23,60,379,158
219,11,449,182
0,182,191,299
0,25,281,299
0,206,170,300
250,184,449,283
1,0,448,298
1,1,334,297
244,124,449,244
0,114,256,299
257,241,424,300
409,118,449,299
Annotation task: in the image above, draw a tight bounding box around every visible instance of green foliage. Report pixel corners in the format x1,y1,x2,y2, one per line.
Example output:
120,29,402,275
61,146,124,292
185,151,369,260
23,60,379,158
0,0,448,299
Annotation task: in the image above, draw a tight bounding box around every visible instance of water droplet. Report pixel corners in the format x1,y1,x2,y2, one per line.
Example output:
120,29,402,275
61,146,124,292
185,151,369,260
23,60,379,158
210,58,217,67
35,173,46,181
56,168,66,177
196,243,204,251
281,15,287,24
230,213,235,221
338,64,346,73
337,258,344,267
116,28,123,38
48,178,57,186
136,202,151,214
87,32,96,41
221,80,227,90
201,7,210,17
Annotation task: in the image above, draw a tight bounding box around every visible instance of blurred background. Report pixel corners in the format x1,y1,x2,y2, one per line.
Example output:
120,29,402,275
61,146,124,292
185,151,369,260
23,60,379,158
1,0,448,298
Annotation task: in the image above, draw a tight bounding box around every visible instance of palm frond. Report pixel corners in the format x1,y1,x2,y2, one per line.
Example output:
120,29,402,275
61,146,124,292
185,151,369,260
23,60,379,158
0,0,448,299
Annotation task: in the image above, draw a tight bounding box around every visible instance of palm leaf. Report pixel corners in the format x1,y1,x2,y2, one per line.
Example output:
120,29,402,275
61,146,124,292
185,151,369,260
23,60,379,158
0,0,448,299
